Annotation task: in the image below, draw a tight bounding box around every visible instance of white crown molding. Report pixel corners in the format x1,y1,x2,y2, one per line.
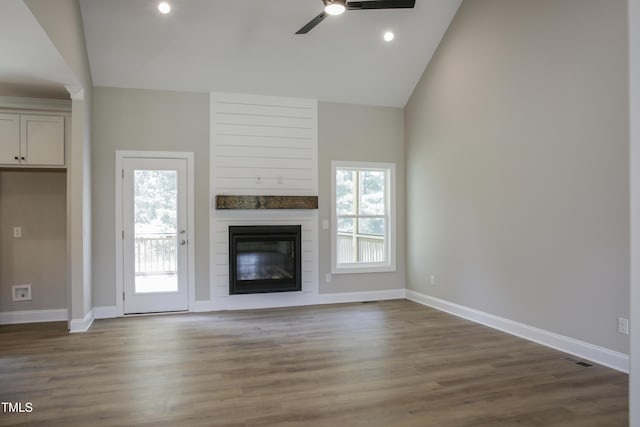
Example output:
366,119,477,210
0,96,71,112
406,289,629,373
65,85,84,101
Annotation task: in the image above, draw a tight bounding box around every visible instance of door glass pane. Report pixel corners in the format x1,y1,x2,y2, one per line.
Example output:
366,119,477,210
134,169,178,293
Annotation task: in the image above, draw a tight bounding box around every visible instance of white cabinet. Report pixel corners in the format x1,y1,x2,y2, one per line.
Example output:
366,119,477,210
20,115,65,165
0,113,65,166
0,113,20,164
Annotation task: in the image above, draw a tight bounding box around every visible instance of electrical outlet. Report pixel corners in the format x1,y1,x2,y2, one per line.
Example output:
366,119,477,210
617,317,629,335
12,284,31,301
325,273,332,283
13,226,22,238
430,274,436,285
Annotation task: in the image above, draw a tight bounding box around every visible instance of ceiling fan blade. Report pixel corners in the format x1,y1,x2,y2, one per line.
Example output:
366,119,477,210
295,11,328,34
346,0,415,10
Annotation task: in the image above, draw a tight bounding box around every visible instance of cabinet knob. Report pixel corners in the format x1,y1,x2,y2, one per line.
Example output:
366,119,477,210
14,156,19,160
20,157,25,160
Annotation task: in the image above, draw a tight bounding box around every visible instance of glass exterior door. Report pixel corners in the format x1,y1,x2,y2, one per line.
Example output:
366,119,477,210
122,158,188,313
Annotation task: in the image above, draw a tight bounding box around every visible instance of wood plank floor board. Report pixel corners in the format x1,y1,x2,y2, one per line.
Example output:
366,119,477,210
0,300,628,426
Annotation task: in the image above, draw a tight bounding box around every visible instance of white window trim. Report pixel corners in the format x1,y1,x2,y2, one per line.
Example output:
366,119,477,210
331,160,396,274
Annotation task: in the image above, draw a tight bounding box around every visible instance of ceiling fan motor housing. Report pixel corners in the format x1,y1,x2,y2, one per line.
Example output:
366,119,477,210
296,0,416,35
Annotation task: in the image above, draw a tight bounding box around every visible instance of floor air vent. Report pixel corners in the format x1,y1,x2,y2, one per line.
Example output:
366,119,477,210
575,361,593,367
564,357,593,368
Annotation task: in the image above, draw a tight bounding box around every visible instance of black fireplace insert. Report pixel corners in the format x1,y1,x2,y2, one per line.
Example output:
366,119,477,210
229,225,302,294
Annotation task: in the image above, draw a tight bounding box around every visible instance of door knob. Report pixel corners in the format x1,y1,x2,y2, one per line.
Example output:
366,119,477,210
179,239,187,246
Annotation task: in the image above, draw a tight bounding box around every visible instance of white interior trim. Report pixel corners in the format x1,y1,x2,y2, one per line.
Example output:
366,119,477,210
91,290,405,315
208,289,405,311
0,309,68,325
0,96,71,112
406,290,629,373
93,306,120,319
331,160,397,274
114,150,196,316
629,0,640,421
317,289,405,305
65,86,84,101
69,309,94,333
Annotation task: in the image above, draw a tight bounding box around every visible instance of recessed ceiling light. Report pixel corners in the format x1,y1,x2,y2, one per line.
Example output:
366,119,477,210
158,2,171,14
325,1,346,16
384,31,395,42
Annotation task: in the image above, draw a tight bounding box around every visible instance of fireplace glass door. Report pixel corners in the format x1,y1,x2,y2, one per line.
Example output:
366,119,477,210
229,225,302,294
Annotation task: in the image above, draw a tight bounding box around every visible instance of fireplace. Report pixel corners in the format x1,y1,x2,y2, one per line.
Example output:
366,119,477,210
229,225,302,294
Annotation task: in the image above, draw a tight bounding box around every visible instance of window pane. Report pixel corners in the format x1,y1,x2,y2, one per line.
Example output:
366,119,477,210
333,162,394,271
336,169,355,215
358,170,385,215
357,235,385,263
337,217,354,234
337,219,355,264
358,218,385,237
133,170,178,293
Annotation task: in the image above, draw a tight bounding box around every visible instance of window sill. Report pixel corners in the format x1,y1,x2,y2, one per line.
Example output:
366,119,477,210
332,264,396,275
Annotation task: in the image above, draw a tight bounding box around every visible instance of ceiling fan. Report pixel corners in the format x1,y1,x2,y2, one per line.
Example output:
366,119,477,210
295,0,416,34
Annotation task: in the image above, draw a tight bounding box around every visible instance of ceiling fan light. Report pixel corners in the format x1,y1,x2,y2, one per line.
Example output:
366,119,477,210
325,1,346,16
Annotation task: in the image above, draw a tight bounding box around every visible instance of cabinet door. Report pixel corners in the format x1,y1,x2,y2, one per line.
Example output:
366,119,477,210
20,115,65,165
0,113,20,164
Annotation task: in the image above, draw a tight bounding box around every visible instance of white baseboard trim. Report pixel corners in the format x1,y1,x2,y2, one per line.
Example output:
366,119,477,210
208,289,406,311
69,309,95,333
317,289,406,305
94,305,119,319
92,290,406,316
192,300,213,312
0,308,68,325
94,303,212,317
406,290,629,373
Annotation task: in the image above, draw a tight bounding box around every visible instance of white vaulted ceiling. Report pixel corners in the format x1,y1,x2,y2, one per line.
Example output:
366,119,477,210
0,0,78,99
78,0,461,107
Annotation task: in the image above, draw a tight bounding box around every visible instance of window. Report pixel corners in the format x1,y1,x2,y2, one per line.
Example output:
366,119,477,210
331,161,396,274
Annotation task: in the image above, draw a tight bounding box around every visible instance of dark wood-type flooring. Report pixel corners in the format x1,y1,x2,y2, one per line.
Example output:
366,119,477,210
0,300,629,426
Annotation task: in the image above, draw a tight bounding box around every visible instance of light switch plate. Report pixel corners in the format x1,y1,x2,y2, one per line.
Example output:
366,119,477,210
618,317,629,335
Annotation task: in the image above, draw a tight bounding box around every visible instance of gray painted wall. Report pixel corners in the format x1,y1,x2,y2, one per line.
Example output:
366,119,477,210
91,89,406,307
405,0,629,353
91,87,210,306
25,0,95,323
318,102,406,293
0,170,67,311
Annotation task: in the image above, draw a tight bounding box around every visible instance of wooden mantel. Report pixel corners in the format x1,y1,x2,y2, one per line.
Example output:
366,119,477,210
215,195,318,210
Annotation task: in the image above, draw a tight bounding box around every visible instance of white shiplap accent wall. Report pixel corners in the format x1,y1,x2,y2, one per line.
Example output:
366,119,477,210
211,92,317,196
210,93,319,307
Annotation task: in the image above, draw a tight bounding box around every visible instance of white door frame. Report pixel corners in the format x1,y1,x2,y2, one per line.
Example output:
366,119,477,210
115,150,195,316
